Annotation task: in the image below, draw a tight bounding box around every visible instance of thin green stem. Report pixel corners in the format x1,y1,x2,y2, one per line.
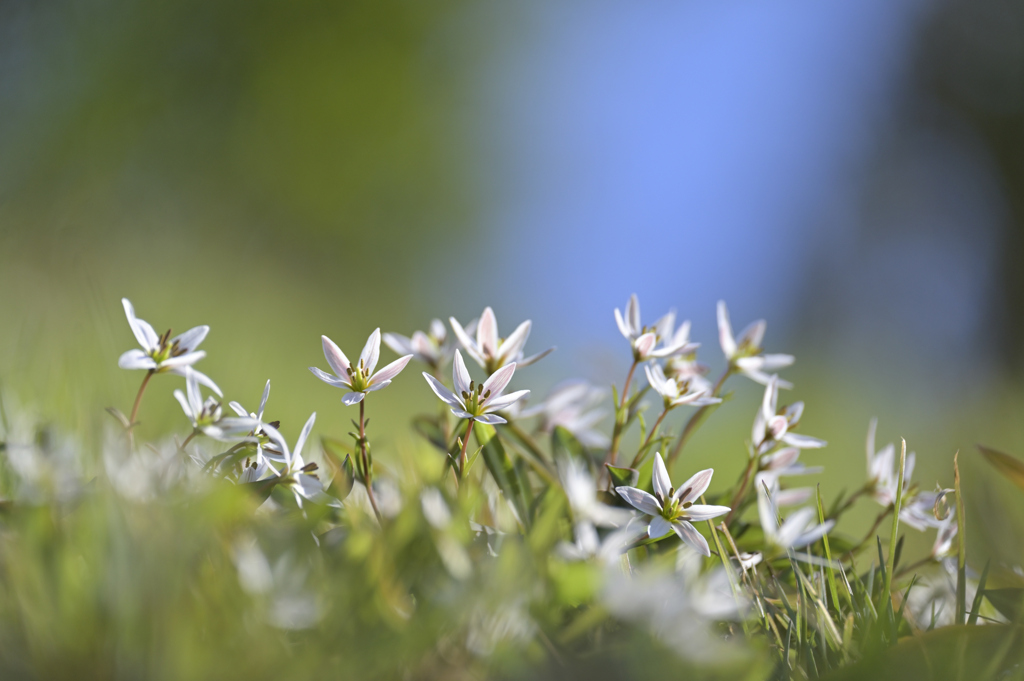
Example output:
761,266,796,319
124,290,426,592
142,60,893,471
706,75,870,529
882,439,907,605
667,366,731,465
179,429,198,453
127,369,154,448
630,408,669,469
606,359,639,466
359,399,382,523
723,454,759,526
458,418,475,478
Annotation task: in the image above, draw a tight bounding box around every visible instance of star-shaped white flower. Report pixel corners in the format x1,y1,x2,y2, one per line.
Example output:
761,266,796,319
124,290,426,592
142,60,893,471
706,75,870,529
309,329,413,406
644,363,721,410
260,413,335,508
757,481,834,552
383,318,458,370
117,298,221,395
752,376,826,454
614,295,698,361
173,368,257,441
514,380,610,448
615,453,730,556
422,349,530,425
717,300,793,388
450,307,553,374
865,418,918,508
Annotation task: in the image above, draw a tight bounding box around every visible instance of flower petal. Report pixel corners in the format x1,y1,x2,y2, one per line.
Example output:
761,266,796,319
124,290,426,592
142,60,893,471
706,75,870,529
483,389,529,412
475,413,507,425
673,468,714,504
359,328,381,374
452,349,473,396
737,319,767,350
160,351,206,369
792,520,835,549
321,335,350,377
615,486,661,515
171,325,209,352
626,294,640,335
449,317,484,366
370,354,412,385
648,515,672,539
257,380,271,420
293,412,316,463
634,332,656,359
185,367,203,414
363,379,391,393
776,507,816,548
684,504,731,521
118,349,157,370
476,307,499,358
309,366,351,389
481,361,516,397
170,366,222,397
341,392,365,406
614,308,632,340
716,300,736,359
781,433,827,449
423,373,463,409
122,298,159,351
517,346,555,367
173,389,195,423
672,520,710,556
651,453,672,500
498,320,531,363
382,332,414,356
229,401,249,417
760,353,795,371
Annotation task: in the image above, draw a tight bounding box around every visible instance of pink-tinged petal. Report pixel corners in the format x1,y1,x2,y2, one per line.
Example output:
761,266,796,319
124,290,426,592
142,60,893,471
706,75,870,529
648,515,672,539
760,353,795,371
160,351,206,369
498,320,531,363
309,366,351,389
341,392,365,406
257,380,270,420
122,298,159,351
614,308,632,340
184,367,222,397
451,408,474,420
764,447,800,471
673,468,714,504
430,319,446,340
717,300,736,359
382,332,414,356
781,433,827,449
672,521,710,556
359,328,381,374
228,401,249,417
517,346,555,367
171,325,209,352
615,486,661,515
423,373,463,409
321,335,350,377
626,294,640,335
684,504,730,521
370,354,412,385
737,319,767,350
173,389,195,423
776,508,816,548
118,349,157,370
363,380,391,393
293,412,316,462
483,389,529,412
481,361,516,397
475,413,507,425
783,401,805,425
476,306,499,357
449,316,485,366
452,349,472,395
775,488,813,507
651,453,672,500
634,332,656,359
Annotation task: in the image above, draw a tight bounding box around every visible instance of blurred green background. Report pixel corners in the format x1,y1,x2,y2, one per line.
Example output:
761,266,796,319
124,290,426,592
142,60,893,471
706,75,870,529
2,0,1024,569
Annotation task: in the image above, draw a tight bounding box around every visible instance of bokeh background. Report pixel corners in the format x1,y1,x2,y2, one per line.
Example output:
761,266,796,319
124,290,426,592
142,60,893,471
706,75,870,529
2,0,1024,561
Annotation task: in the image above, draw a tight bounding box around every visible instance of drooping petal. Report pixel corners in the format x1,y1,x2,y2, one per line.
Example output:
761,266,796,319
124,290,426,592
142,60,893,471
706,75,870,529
229,401,249,417
474,413,507,425
171,325,209,352
776,508,816,549
481,361,516,398
184,367,203,415
498,320,531,364
615,486,661,515
293,412,316,463
423,373,464,408
359,328,381,374
382,332,414,356
258,422,290,463
183,367,223,397
309,366,351,389
118,349,157,370
651,453,672,500
321,336,350,377
341,392,365,406
684,504,731,521
369,354,412,386
476,307,499,358
483,389,530,413
648,515,672,539
122,298,159,351
449,317,485,366
781,433,827,449
716,300,736,359
764,447,801,471
673,468,714,504
160,350,207,369
644,363,669,396
173,389,196,424
672,520,710,557
452,349,472,395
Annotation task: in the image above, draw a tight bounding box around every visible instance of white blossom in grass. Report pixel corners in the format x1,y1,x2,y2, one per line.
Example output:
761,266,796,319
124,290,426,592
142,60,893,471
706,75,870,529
173,368,257,441
383,318,458,371
422,349,529,425
449,306,553,374
757,481,834,554
560,457,634,529
309,329,413,406
117,298,221,395
260,413,335,509
514,380,610,448
227,379,287,463
864,418,922,510
752,376,826,455
614,295,698,361
615,453,729,556
758,447,823,483
717,300,793,388
644,363,721,410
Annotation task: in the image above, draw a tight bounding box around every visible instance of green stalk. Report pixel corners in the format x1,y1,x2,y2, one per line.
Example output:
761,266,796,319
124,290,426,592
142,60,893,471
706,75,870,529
954,450,967,624
882,439,907,611
816,484,842,612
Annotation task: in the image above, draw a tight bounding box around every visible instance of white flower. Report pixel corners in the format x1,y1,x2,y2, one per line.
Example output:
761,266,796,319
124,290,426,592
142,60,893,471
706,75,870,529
450,306,553,374
117,298,221,395
559,457,634,529
383,318,455,370
309,329,413,406
644,363,721,410
615,453,730,556
260,413,335,508
226,379,288,463
930,511,957,558
865,418,920,512
173,368,257,441
757,481,834,553
752,376,826,454
716,300,793,387
614,294,698,361
757,447,823,483
515,380,610,448
558,520,646,563
422,350,530,425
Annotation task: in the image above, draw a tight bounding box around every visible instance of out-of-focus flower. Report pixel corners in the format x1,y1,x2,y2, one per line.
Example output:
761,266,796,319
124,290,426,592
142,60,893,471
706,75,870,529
228,379,285,463
560,456,635,528
716,300,793,388
614,295,698,361
117,298,221,395
261,413,334,508
752,377,826,454
422,350,529,425
645,363,721,410
309,329,413,406
758,447,823,483
383,319,455,371
450,307,553,374
615,453,729,556
757,481,834,554
558,519,647,563
865,418,919,508
173,368,257,441
665,351,710,382
514,380,609,447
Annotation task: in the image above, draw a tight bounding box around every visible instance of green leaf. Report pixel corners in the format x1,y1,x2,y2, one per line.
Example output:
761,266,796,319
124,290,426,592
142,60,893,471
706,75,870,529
321,437,354,501
984,588,1024,622
474,423,531,529
604,463,639,489
978,445,1024,492
551,426,585,463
